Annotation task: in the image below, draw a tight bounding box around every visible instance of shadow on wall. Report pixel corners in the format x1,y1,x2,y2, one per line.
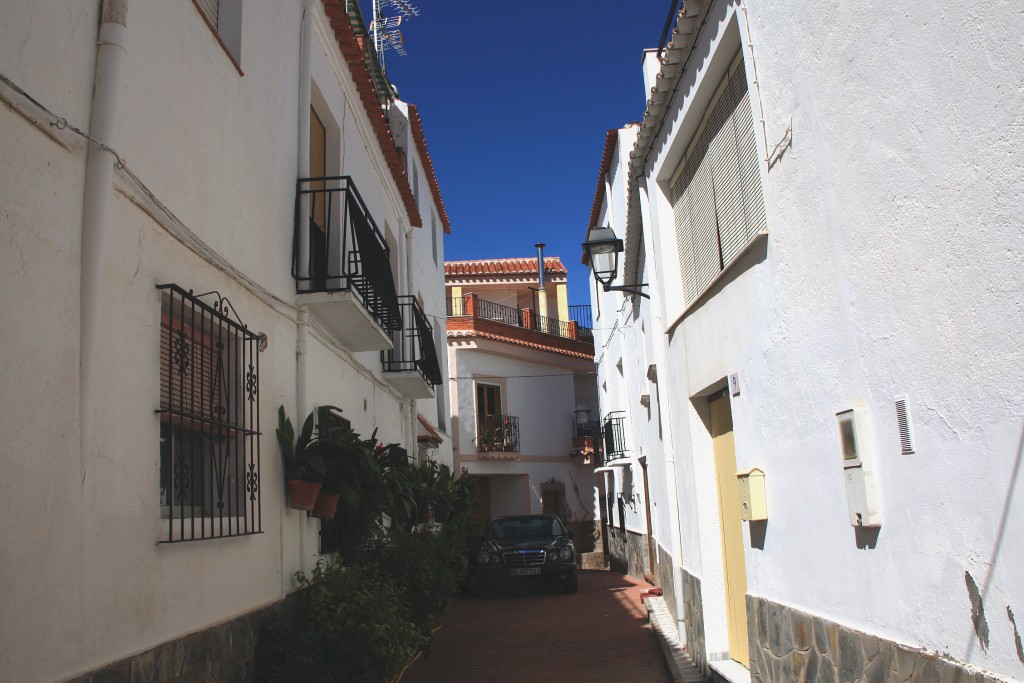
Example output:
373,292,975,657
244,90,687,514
963,422,1024,664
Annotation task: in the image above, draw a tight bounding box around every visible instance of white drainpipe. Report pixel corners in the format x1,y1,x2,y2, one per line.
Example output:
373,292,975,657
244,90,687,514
80,0,128,479
293,1,314,581
405,228,417,458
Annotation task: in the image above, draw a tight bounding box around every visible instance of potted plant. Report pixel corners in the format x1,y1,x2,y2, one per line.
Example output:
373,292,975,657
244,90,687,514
312,419,375,520
276,405,328,511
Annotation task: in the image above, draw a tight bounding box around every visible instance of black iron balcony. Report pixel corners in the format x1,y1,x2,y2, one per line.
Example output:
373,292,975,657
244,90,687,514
602,414,627,462
382,296,442,398
294,176,402,350
476,414,520,453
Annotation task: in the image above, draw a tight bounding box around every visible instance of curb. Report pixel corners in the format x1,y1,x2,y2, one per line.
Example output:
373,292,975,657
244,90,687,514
643,595,708,683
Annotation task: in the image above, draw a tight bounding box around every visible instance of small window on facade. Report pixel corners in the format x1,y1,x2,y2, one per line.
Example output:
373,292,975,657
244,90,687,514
431,211,438,265
158,284,261,542
194,0,244,69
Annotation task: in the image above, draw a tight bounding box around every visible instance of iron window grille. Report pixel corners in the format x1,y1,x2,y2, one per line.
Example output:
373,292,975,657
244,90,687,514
540,478,573,523
382,296,442,386
294,175,403,333
157,284,262,542
602,413,628,462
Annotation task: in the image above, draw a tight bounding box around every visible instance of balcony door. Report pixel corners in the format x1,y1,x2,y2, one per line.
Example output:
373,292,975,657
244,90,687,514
309,106,328,289
476,383,502,451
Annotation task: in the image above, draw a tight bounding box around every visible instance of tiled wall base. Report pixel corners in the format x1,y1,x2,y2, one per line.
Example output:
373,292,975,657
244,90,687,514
606,526,648,577
62,595,298,683
746,595,1008,683
682,569,709,675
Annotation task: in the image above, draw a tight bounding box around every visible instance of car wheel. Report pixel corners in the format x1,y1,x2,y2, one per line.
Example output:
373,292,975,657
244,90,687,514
563,573,579,594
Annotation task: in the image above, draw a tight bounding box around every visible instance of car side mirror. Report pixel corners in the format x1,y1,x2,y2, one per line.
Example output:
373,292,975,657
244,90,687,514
565,530,574,540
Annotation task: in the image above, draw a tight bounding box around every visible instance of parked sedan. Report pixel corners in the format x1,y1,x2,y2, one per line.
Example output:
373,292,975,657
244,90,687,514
473,514,579,594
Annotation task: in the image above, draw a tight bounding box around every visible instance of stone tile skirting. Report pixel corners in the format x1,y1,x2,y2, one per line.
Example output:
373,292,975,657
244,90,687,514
746,594,1009,683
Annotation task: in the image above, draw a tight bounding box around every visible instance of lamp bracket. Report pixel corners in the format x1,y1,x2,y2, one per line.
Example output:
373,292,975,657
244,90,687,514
603,283,651,299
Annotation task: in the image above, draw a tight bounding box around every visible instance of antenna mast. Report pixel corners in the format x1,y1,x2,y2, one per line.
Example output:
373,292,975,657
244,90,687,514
370,0,420,77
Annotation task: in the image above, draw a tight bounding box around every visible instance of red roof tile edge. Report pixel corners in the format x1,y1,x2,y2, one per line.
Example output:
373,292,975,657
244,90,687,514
408,105,451,234
417,414,444,444
583,129,619,265
444,257,568,277
323,1,423,228
447,329,594,360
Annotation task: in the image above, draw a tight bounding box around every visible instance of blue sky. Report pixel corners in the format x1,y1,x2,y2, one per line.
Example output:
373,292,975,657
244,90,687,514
374,1,673,306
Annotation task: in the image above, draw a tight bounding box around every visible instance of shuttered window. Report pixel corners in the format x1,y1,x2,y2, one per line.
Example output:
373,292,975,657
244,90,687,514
671,53,766,304
196,0,219,28
309,107,327,232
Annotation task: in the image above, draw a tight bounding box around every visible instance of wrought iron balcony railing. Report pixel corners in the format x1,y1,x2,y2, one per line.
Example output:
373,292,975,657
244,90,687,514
476,414,520,453
602,414,628,462
382,296,442,386
294,176,402,333
447,295,594,345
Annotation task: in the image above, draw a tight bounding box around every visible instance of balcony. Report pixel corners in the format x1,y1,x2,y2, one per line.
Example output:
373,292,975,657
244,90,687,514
476,414,520,453
382,296,442,399
447,294,594,357
602,414,628,463
294,176,402,351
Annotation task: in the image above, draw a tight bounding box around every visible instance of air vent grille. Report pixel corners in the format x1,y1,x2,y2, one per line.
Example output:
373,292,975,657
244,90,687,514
895,396,915,455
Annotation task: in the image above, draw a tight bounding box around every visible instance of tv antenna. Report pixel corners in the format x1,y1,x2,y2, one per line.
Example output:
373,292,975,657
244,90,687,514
371,0,420,72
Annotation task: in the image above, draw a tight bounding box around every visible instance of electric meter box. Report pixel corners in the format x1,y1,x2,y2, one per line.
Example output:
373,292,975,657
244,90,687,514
836,407,882,528
736,467,767,521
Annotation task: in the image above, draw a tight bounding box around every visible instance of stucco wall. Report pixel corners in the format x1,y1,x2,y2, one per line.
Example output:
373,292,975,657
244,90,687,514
636,0,1024,678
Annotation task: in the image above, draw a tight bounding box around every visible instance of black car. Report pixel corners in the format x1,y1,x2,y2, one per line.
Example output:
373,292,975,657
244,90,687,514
473,514,579,594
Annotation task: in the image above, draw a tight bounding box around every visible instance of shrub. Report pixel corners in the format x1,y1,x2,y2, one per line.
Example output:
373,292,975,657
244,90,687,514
258,562,425,683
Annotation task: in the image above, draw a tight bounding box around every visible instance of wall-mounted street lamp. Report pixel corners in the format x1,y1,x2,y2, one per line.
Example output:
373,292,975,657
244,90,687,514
582,227,650,298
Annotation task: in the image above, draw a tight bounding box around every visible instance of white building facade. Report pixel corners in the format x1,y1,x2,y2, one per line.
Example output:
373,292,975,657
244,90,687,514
0,1,451,681
586,1,1024,682
445,257,601,543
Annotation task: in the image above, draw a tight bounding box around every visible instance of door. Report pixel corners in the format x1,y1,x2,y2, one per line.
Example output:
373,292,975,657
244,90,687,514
476,383,502,450
472,476,491,522
710,391,749,667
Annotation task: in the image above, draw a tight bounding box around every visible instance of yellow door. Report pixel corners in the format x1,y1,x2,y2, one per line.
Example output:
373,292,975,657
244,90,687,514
710,391,749,667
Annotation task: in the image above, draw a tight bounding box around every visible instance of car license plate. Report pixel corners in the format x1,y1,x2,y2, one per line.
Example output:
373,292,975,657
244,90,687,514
510,567,541,576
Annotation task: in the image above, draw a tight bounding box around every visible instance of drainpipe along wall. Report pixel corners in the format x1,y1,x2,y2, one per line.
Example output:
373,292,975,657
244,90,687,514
294,0,315,580
80,0,127,482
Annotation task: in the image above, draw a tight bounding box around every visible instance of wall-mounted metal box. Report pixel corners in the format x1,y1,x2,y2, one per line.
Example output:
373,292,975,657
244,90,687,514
736,467,767,521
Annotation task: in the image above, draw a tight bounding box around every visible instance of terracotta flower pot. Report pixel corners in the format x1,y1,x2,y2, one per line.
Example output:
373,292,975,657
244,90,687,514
311,490,341,519
287,479,321,511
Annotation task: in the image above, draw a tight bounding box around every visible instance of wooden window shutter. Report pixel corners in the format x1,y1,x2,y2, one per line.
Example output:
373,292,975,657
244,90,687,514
309,107,327,231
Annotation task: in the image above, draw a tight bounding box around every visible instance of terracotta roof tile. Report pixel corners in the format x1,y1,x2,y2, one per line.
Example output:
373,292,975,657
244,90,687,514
447,329,593,359
408,105,451,234
322,1,423,228
444,257,568,278
417,414,444,444
583,129,620,265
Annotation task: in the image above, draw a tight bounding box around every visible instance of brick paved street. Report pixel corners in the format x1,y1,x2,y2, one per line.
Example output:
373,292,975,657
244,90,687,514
401,569,674,682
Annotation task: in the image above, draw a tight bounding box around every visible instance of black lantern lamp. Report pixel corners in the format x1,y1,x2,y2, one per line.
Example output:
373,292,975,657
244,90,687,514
582,227,650,298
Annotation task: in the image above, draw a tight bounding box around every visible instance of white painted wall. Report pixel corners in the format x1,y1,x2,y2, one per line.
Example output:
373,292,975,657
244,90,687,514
0,2,453,681
626,0,1024,677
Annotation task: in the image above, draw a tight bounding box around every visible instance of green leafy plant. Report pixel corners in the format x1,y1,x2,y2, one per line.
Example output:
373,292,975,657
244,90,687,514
258,561,425,683
276,405,327,482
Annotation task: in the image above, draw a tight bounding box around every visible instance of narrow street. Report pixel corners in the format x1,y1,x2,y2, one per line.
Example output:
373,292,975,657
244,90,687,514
401,570,675,682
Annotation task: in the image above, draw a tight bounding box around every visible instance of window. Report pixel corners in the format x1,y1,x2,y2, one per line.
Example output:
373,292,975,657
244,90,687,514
158,284,261,542
193,0,243,70
431,211,438,265
670,52,766,305
540,479,572,522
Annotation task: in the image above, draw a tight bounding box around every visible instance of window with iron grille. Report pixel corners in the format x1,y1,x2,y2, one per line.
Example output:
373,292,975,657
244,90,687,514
540,478,573,522
158,284,261,542
670,52,766,305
